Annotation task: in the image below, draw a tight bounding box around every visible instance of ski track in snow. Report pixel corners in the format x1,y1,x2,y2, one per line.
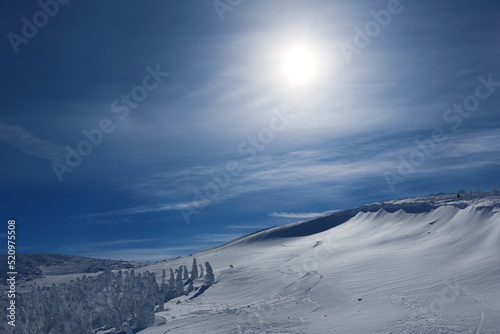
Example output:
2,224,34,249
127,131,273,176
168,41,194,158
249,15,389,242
474,308,484,334
298,271,323,323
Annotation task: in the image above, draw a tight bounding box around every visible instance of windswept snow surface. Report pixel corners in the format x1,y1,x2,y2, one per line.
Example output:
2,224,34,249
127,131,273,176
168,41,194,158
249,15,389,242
135,193,500,333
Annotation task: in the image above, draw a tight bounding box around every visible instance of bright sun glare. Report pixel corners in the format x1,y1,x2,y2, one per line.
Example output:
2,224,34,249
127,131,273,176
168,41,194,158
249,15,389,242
282,46,316,85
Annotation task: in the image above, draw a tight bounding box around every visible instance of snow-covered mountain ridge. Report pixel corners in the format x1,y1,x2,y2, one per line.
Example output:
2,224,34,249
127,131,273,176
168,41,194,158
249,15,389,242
4,192,500,333
237,191,500,241
134,192,500,333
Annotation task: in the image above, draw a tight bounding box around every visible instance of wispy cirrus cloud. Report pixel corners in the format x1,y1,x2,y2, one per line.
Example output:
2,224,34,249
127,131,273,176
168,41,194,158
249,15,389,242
269,210,339,219
66,234,243,261
190,233,243,244
128,147,396,200
79,246,196,262
74,201,206,223
437,128,500,158
78,238,165,248
0,123,66,162
57,238,186,261
75,127,500,226
225,224,271,230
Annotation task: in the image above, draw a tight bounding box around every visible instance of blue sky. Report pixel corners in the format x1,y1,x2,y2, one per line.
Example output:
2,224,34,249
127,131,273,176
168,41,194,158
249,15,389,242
1,0,499,261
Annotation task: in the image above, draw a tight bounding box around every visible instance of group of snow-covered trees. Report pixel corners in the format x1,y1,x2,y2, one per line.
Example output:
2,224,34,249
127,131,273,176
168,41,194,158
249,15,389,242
158,258,213,302
0,258,214,334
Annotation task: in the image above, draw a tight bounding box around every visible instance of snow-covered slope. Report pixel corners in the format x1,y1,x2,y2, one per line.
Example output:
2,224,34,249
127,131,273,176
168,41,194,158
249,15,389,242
13,192,500,333
136,192,500,334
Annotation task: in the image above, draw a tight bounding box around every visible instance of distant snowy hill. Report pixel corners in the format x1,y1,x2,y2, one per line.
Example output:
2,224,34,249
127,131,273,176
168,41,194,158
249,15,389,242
0,254,144,290
5,192,500,333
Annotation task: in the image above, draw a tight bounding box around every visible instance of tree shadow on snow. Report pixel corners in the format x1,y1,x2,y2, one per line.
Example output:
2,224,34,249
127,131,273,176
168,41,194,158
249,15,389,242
189,283,211,300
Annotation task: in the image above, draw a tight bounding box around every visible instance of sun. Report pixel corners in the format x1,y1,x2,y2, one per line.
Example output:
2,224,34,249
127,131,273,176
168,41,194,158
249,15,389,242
282,46,316,84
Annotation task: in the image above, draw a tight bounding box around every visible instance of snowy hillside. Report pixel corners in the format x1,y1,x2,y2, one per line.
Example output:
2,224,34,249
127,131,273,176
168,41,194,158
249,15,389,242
5,192,500,333
136,192,500,334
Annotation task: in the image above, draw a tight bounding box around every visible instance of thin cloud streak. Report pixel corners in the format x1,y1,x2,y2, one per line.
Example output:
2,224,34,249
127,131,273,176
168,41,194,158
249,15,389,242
76,128,500,225
269,210,339,219
82,247,197,262
191,233,243,243
78,238,165,248
0,123,66,162
74,201,207,222
72,234,244,261
225,224,271,230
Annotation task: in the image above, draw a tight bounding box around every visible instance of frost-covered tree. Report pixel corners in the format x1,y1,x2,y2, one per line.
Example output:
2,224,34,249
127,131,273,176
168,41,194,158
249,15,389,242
168,268,176,300
186,281,194,295
160,269,166,288
191,258,199,279
199,264,204,277
160,269,168,301
0,269,161,334
175,267,185,296
0,259,214,334
205,261,215,286
183,265,189,280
